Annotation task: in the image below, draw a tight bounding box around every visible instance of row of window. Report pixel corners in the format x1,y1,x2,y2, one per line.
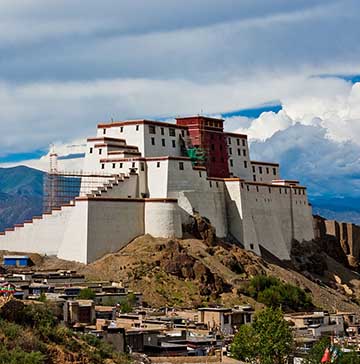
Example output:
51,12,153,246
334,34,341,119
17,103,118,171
228,148,247,157
252,166,277,175
241,182,306,195
228,137,246,147
151,138,177,148
149,125,186,137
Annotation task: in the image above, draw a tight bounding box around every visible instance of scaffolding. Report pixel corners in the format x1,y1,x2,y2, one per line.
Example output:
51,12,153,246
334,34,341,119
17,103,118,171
43,170,118,213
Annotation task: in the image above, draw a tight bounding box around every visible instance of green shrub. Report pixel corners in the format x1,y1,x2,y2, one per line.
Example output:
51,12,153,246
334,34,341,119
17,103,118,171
77,288,96,300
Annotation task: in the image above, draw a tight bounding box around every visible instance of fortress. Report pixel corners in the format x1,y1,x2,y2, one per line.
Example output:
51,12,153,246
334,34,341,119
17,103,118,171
0,116,314,263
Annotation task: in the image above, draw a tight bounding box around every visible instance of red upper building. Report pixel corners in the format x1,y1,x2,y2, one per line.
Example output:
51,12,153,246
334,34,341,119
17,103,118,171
176,116,230,178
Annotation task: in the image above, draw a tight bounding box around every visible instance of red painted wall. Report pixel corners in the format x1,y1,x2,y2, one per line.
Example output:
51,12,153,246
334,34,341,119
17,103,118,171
176,116,230,178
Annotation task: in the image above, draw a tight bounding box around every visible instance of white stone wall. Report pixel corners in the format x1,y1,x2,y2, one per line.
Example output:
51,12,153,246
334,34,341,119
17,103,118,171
146,159,169,198
86,199,145,263
144,201,183,238
166,159,228,237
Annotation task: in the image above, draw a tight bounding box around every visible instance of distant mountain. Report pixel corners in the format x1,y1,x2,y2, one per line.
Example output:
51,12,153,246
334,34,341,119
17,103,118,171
311,196,360,225
0,166,44,231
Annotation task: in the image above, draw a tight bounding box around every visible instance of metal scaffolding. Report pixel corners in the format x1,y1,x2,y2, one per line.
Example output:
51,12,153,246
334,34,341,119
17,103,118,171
43,170,117,213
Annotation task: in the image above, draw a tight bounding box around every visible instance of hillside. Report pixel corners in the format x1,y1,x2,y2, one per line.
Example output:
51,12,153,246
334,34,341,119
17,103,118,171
0,166,44,231
17,233,360,314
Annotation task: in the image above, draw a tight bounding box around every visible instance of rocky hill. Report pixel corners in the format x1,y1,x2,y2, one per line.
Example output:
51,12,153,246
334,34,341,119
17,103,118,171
14,226,360,314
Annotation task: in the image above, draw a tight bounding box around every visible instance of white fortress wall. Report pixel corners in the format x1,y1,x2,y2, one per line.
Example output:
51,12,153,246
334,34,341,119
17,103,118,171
144,200,183,238
0,206,74,256
166,159,228,238
57,202,89,263
86,198,145,263
146,159,169,198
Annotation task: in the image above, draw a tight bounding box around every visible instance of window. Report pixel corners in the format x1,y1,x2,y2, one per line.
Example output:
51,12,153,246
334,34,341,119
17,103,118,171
256,186,259,192
253,175,256,181
151,137,155,145
140,163,145,171
250,244,254,250
224,315,229,324
101,164,105,169
237,139,240,145
229,148,232,155
149,125,156,134
242,139,246,146
89,147,93,154
228,137,231,144
99,149,102,155
269,187,271,193
241,183,244,188
162,138,166,147
244,161,247,168
216,182,219,187
237,149,241,156
230,159,233,167
211,144,215,151
132,162,135,168
285,189,287,194
103,128,106,134
252,166,255,173
157,162,160,168
112,163,116,169
243,149,247,157
259,167,263,174
172,140,176,148
199,171,202,177
161,127,164,135
212,157,216,162
273,168,277,175
181,130,185,137
266,167,269,174
169,128,176,137
120,126,123,132
209,181,212,188
247,185,250,191
279,188,282,194
136,125,139,131
179,162,184,170
120,163,123,168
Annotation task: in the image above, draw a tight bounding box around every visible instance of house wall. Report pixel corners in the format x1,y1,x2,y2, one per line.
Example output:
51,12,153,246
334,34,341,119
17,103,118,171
250,162,280,183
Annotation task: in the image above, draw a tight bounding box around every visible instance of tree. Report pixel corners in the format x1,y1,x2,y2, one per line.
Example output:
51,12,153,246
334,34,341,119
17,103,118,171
231,307,293,364
304,336,330,364
77,288,95,300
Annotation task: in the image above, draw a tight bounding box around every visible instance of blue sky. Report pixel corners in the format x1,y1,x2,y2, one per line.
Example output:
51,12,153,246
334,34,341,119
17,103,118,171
1,0,360,209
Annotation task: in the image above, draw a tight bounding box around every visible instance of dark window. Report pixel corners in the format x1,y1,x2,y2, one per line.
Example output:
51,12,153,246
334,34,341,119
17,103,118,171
242,139,246,146
279,188,282,194
179,162,184,170
241,183,244,188
103,128,106,134
132,162,135,168
273,168,277,175
149,125,156,134
266,167,269,174
253,175,256,181
224,315,229,324
237,149,241,156
169,128,176,137
161,127,164,135
269,187,271,193
216,182,219,187
209,181,212,188
244,161,247,168
228,137,231,144
259,167,263,174
162,139,166,147
101,164,105,169
136,125,139,131
140,163,145,171
120,126,123,132
151,137,155,145
237,139,240,145
243,149,247,157
230,159,233,167
252,166,255,173
211,144,215,151
172,140,176,148
229,148,232,155
112,163,116,169
99,149,102,155
199,171,202,177
120,163,123,168
157,162,160,168
181,130,185,137
89,147,93,154
256,186,259,192
250,244,254,250
247,185,250,191
285,189,287,194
